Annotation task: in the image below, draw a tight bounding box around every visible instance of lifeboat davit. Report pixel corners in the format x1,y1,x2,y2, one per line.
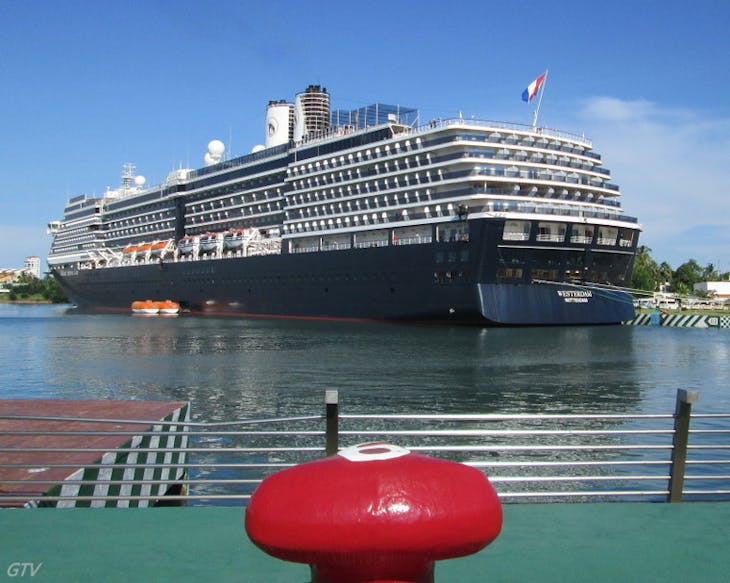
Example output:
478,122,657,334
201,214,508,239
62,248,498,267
150,240,170,257
131,300,159,315
223,229,246,250
154,300,180,315
198,233,218,253
178,236,195,255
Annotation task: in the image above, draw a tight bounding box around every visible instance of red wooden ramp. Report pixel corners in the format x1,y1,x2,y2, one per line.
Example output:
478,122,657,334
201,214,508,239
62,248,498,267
0,399,190,508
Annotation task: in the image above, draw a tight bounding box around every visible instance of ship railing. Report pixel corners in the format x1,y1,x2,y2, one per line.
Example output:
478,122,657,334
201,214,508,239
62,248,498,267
353,240,389,249
289,245,320,254
321,242,352,251
570,235,593,244
409,118,593,149
535,234,564,242
82,198,640,271
503,232,530,241
393,235,433,246
1,390,728,507
247,240,283,256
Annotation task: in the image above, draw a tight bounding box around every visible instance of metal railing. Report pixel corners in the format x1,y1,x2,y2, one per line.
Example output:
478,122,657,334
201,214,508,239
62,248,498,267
1,389,728,507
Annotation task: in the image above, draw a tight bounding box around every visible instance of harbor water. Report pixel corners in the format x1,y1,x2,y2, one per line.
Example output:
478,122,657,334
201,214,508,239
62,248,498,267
4,303,730,503
2,303,730,419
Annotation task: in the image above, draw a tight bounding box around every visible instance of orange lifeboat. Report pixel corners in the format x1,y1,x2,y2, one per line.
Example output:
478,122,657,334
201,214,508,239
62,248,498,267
131,300,159,315
136,242,153,254
150,240,169,257
122,245,138,255
154,300,180,315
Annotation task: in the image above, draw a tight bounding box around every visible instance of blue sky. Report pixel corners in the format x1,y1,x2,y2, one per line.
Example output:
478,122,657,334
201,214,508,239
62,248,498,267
1,0,728,272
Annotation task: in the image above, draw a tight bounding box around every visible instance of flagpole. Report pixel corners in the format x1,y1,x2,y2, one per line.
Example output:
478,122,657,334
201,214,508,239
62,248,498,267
532,70,548,128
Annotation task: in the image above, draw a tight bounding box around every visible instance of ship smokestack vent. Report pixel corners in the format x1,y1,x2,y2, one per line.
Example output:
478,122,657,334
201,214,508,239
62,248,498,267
293,85,331,142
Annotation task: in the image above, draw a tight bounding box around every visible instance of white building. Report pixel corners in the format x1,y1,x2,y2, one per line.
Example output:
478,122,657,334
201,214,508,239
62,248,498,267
694,281,730,299
24,256,41,279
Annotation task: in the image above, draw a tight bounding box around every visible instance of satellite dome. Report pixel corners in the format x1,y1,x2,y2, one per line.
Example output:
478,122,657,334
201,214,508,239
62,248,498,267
251,144,266,153
134,175,146,187
207,140,225,157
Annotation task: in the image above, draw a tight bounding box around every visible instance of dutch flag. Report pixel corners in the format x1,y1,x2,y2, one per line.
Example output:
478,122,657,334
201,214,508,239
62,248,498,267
522,72,547,103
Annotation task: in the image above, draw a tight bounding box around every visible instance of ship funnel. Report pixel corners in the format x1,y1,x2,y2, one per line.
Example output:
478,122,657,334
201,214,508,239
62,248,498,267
293,85,330,142
265,100,293,148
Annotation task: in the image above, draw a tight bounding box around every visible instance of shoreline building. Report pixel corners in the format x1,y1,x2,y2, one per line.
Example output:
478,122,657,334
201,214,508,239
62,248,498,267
24,256,41,279
694,281,730,300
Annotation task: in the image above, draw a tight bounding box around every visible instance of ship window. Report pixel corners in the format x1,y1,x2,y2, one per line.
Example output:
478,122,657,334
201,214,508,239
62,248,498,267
537,222,566,242
618,229,635,248
531,268,559,281
437,223,469,243
588,253,631,284
497,267,524,280
497,247,529,267
597,226,618,246
503,220,531,241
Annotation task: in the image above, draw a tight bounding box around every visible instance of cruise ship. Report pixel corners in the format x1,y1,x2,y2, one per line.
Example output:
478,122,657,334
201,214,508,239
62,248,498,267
47,85,640,325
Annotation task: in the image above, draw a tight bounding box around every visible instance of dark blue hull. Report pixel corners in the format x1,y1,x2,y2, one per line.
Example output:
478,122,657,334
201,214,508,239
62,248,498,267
52,218,636,325
477,284,633,325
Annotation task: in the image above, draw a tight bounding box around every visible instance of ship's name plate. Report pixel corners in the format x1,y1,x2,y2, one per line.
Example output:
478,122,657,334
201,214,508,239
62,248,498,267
557,289,592,303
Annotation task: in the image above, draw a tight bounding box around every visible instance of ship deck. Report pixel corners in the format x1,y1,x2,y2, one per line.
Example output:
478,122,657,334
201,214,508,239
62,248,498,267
2,502,728,581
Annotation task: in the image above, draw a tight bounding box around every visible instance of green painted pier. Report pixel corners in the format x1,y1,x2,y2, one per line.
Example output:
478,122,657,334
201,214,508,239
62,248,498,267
2,392,729,581
1,503,729,582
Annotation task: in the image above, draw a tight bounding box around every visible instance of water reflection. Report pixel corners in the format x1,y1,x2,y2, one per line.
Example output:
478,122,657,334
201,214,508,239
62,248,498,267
4,305,730,503
0,306,730,419
3,306,728,420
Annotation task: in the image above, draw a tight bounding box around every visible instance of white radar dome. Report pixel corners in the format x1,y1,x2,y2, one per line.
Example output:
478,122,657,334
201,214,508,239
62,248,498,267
204,139,225,166
134,175,146,187
251,144,266,153
208,140,225,156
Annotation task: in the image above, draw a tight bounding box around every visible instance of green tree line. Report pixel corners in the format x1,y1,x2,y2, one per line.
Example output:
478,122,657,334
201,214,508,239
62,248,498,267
4,273,68,303
631,246,729,295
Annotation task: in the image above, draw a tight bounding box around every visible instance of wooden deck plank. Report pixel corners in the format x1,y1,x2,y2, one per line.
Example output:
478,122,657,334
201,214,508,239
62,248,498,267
0,400,188,506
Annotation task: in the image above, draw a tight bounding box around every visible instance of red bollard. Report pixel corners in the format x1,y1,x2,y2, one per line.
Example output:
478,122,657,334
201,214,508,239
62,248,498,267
245,442,502,583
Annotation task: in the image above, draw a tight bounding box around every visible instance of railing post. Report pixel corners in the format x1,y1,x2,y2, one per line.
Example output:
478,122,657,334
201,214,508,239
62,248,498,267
325,390,339,456
667,389,699,502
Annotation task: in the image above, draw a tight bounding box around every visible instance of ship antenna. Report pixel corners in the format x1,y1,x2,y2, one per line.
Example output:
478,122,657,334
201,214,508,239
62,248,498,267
532,70,549,128
121,163,136,192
